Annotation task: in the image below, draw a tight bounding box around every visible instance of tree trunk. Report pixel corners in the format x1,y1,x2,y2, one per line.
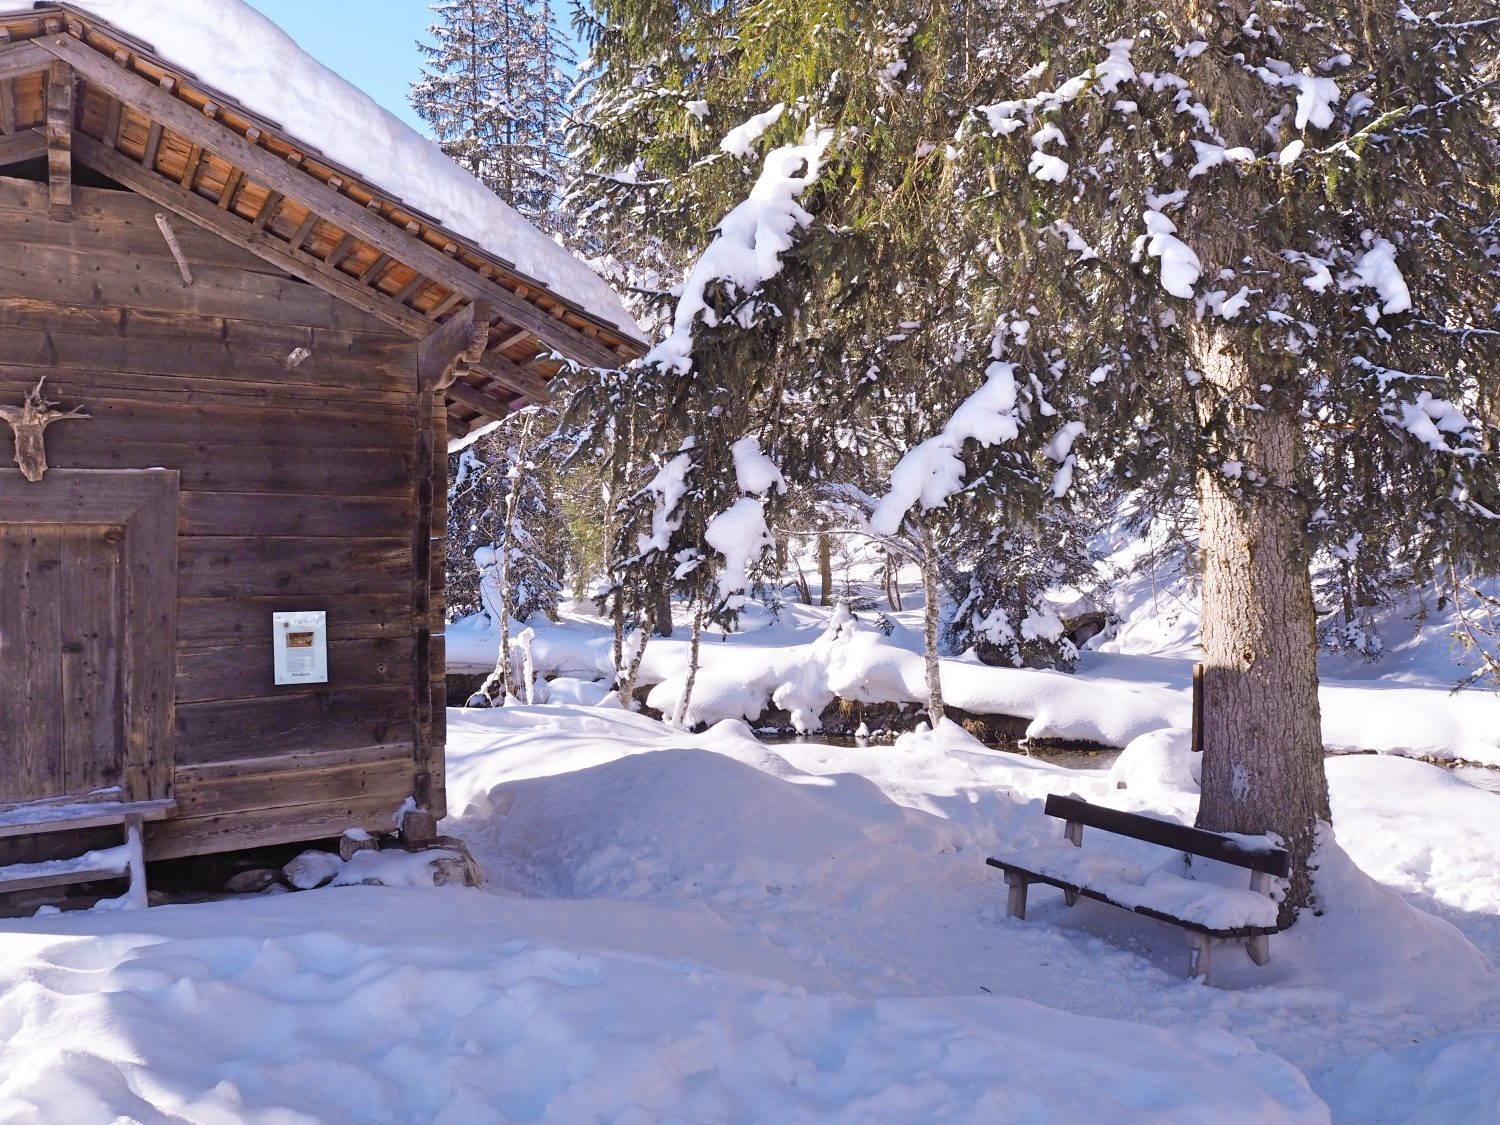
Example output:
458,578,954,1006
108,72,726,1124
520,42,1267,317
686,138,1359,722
653,583,674,638
1192,325,1329,924
616,609,656,709
480,417,534,703
818,531,833,607
919,524,945,727
678,606,705,728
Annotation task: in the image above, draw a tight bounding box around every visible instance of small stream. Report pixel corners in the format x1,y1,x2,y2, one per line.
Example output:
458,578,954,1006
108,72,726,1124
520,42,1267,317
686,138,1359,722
756,733,1500,795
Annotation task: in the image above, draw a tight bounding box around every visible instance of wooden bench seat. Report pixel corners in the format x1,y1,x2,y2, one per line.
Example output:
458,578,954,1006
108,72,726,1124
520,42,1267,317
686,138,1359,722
0,794,173,905
988,794,1290,978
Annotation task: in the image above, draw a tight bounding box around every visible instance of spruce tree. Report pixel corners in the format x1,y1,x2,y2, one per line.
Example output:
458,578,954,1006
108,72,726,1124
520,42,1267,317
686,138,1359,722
413,0,576,227
566,2,1064,719
963,1,1498,917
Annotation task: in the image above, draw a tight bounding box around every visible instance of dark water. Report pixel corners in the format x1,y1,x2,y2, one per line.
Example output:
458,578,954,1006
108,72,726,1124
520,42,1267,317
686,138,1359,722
755,733,1500,792
754,731,1122,771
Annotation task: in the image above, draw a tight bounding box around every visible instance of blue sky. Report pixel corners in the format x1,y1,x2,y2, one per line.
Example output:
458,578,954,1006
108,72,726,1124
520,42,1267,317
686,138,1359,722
245,1,433,132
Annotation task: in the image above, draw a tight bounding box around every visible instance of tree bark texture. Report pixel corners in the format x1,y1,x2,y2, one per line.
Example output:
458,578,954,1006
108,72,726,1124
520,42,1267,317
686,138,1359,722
817,531,833,607
919,524,946,727
653,583,674,637
1192,325,1330,923
678,606,705,727
616,608,655,709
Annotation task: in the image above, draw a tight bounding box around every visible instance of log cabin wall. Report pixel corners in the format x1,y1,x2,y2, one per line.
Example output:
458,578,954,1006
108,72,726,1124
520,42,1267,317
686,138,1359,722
0,175,440,863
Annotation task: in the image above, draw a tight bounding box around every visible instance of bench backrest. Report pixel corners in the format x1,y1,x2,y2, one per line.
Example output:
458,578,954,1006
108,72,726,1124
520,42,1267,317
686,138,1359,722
1044,794,1291,877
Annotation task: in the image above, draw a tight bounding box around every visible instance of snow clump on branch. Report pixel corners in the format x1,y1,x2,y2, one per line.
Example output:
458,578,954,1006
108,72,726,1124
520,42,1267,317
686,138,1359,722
646,122,834,376
870,361,1024,536
704,438,787,610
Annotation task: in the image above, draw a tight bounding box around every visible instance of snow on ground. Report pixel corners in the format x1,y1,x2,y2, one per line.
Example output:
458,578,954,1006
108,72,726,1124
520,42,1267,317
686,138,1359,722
4,702,1499,1119
67,1,643,342
8,550,1499,1118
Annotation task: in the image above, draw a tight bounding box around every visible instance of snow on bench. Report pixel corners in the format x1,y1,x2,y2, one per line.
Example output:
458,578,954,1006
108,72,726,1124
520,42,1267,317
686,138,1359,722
988,794,1290,979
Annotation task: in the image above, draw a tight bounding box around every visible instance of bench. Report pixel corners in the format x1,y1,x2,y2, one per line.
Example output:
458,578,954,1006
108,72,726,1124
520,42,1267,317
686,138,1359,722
0,795,174,906
987,794,1290,978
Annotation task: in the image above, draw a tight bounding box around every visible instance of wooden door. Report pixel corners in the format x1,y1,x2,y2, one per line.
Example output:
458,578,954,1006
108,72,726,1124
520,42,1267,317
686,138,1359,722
0,470,178,805
0,523,123,801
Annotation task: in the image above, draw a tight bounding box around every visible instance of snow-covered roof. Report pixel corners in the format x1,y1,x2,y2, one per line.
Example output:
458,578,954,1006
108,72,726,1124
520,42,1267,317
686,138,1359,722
59,0,644,344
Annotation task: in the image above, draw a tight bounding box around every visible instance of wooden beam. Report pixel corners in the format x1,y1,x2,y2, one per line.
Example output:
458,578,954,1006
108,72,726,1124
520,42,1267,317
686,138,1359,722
0,41,49,83
425,290,466,321
36,31,624,369
444,377,521,421
391,271,428,305
45,60,71,216
358,252,393,285
178,140,202,188
417,299,491,391
73,134,431,338
217,166,243,210
0,126,44,168
142,119,162,168
101,92,121,149
325,231,359,268
251,189,282,229
288,208,318,248
0,77,14,134
492,328,533,354
469,351,551,404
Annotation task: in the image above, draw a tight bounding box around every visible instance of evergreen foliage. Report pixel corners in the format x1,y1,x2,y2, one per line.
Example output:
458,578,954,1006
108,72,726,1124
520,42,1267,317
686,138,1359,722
447,410,568,628
413,0,575,227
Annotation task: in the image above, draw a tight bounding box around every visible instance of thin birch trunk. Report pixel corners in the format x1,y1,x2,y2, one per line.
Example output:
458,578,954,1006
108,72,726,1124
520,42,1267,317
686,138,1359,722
919,524,945,727
677,606,705,728
616,608,656,708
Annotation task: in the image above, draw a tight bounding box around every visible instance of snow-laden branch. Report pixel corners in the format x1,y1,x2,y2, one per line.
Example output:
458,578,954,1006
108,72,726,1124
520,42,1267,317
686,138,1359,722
870,361,1024,536
647,123,834,376
704,437,788,609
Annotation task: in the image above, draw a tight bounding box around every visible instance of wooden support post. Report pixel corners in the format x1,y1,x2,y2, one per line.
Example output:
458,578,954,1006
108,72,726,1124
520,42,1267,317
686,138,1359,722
1245,869,1274,965
0,76,15,134
1245,933,1271,966
1004,870,1029,920
399,807,438,849
1064,820,1083,847
1186,932,1212,979
45,60,72,218
122,814,147,909
1063,888,1079,907
417,299,492,391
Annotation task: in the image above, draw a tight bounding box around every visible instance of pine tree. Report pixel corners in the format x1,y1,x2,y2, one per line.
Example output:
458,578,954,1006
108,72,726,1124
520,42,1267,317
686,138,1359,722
447,409,569,699
962,1,1499,917
413,0,576,227
566,2,1065,719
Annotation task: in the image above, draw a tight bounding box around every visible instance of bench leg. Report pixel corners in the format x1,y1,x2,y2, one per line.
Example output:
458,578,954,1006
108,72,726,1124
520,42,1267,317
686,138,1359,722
1186,932,1212,979
122,815,148,910
1004,871,1029,920
1063,888,1078,907
1245,933,1271,966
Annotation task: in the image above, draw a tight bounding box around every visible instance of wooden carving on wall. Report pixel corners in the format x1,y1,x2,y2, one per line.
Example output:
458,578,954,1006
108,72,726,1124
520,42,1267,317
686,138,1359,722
0,378,90,482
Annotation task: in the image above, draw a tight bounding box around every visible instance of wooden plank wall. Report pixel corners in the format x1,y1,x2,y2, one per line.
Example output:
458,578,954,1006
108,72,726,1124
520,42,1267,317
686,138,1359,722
0,177,436,860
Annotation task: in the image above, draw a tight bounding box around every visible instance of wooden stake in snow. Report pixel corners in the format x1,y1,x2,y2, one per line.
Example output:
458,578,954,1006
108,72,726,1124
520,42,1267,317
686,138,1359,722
154,212,195,286
0,377,89,482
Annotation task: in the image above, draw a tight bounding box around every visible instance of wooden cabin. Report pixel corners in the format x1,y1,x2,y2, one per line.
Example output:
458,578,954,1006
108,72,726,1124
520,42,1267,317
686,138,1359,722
0,5,643,901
